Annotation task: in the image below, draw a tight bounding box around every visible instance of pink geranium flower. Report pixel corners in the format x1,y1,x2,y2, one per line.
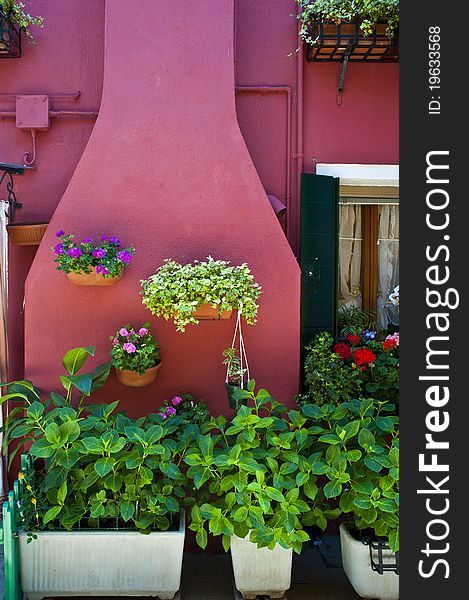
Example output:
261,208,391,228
123,342,136,354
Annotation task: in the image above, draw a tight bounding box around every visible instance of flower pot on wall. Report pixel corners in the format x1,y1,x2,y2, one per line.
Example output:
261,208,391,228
230,534,292,599
19,511,185,600
6,222,49,246
66,267,123,286
193,303,233,320
339,523,399,600
306,20,399,62
116,362,162,387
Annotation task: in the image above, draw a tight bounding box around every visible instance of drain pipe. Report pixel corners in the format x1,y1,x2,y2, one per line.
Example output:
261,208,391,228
295,4,304,259
235,86,292,222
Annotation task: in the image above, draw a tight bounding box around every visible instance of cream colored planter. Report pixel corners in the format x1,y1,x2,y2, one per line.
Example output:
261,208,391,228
19,512,185,599
340,523,399,600
230,534,292,599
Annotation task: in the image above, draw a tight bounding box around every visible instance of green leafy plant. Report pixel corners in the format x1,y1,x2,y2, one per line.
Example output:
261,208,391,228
338,305,377,338
299,332,363,406
296,0,399,42
1,349,203,534
300,398,399,551
110,323,160,375
52,230,135,278
141,257,262,332
222,347,247,385
185,383,339,554
0,0,43,41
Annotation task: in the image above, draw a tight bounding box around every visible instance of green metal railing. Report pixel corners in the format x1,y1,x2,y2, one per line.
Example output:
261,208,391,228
1,454,32,600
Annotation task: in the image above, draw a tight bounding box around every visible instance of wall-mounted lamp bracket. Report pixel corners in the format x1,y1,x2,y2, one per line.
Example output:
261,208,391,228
0,162,34,221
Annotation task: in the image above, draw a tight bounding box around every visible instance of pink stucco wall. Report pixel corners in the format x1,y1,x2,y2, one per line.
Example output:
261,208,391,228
22,0,300,417
1,0,398,410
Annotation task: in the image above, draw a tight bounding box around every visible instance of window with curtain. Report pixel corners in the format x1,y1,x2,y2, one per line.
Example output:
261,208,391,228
338,198,399,331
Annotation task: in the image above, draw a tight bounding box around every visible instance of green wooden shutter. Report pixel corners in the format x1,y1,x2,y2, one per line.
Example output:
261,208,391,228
300,173,339,355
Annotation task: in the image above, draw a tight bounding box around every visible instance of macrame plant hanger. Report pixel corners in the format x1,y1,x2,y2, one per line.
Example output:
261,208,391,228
225,304,250,390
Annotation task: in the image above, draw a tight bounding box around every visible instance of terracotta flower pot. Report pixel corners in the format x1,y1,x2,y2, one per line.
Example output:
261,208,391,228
66,267,123,286
116,362,161,387
6,222,49,246
193,303,233,320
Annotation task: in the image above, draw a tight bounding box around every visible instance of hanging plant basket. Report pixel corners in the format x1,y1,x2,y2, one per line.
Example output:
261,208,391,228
193,303,232,320
66,267,123,287
6,221,48,245
116,362,162,387
306,20,399,62
0,9,21,58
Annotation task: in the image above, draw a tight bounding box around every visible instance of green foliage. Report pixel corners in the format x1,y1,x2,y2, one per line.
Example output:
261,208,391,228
0,1,43,40
300,331,399,408
15,405,199,534
222,347,247,385
299,332,362,406
52,231,135,278
338,305,377,337
110,323,160,375
296,0,399,42
300,398,399,551
1,350,208,534
141,257,262,332
185,383,338,554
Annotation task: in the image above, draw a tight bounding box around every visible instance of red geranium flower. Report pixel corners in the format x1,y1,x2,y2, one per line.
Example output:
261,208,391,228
333,342,352,360
346,334,361,346
383,339,397,350
354,348,376,368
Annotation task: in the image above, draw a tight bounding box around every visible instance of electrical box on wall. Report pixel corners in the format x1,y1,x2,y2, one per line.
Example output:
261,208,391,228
15,95,50,130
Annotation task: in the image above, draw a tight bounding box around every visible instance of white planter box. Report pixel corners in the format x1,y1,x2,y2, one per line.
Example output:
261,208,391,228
230,534,292,599
340,523,399,600
19,512,185,600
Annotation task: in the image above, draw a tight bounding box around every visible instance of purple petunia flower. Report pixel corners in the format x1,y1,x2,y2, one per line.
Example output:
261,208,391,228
362,330,377,341
67,247,83,258
171,396,183,406
117,250,132,264
92,248,106,259
100,235,108,241
53,243,64,255
166,406,177,416
123,342,136,354
81,237,93,244
109,237,121,246
158,413,167,420
96,264,109,275
138,327,148,337
55,229,65,237
119,328,130,337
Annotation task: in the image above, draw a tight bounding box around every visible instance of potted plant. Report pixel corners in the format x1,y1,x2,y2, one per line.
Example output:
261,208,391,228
140,257,261,332
185,383,338,599
297,0,399,61
110,323,161,387
299,331,399,409
6,221,49,245
0,1,43,57
222,347,248,410
52,230,135,286
0,349,196,599
300,398,399,600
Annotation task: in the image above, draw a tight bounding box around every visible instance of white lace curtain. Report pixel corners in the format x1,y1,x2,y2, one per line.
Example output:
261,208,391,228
377,205,399,329
339,205,362,309
338,203,399,330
